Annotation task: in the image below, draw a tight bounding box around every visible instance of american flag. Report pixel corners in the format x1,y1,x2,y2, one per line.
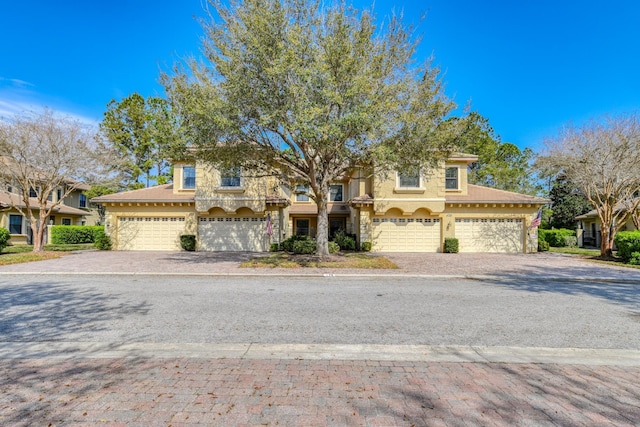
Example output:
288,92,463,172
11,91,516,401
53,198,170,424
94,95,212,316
530,208,542,228
266,213,273,237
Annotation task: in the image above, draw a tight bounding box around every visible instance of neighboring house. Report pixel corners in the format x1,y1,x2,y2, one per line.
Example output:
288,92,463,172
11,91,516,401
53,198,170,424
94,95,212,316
0,182,91,245
575,205,639,247
93,155,548,253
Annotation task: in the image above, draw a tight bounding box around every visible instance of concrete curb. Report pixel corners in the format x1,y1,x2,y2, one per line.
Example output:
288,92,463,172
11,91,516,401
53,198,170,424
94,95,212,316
0,271,639,283
2,342,640,366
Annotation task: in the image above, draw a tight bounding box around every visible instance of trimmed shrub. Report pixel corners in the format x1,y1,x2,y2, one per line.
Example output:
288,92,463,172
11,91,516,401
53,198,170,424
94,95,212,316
630,252,640,266
614,231,640,262
443,237,459,253
281,234,311,252
269,243,280,252
538,239,550,252
180,234,196,251
292,239,316,254
361,241,372,252
94,229,112,250
51,225,103,244
328,241,340,254
333,230,356,251
563,235,578,248
538,228,576,247
0,227,10,252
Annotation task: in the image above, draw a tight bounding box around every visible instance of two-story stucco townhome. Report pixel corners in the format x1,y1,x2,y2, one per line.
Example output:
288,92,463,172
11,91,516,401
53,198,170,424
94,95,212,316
92,154,548,253
0,181,92,245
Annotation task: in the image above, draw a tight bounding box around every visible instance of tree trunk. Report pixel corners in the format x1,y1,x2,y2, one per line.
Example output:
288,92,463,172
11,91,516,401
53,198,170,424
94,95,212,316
600,224,613,258
316,196,330,257
31,222,44,252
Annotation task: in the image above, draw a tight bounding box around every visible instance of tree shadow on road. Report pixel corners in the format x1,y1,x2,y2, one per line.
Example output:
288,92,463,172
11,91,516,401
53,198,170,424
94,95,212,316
0,280,151,341
472,263,640,310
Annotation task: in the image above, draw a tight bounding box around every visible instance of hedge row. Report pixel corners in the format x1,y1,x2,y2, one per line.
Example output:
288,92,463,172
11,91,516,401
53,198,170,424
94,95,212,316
51,225,104,244
0,227,9,252
538,228,577,247
614,231,640,263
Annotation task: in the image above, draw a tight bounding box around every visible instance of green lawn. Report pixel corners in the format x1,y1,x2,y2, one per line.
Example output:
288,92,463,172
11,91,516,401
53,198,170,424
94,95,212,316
0,243,95,266
240,252,399,269
549,247,601,257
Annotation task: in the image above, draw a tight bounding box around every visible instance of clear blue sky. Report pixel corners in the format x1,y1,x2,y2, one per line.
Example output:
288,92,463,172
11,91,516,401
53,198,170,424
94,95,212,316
1,1,639,152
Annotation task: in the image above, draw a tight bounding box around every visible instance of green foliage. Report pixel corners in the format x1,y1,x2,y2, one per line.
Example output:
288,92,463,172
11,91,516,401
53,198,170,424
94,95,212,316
180,234,196,251
0,227,10,252
328,241,340,254
51,226,103,244
538,239,550,252
163,0,463,256
563,236,578,248
292,239,316,255
280,235,312,253
443,237,459,253
629,252,640,266
93,229,112,250
549,174,592,229
450,112,539,195
614,231,640,262
538,229,576,247
333,230,356,251
361,241,372,252
269,243,280,252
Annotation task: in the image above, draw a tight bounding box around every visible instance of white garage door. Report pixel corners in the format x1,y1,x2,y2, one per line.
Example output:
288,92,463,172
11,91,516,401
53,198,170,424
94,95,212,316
372,217,441,252
198,217,268,252
455,218,523,253
116,217,186,251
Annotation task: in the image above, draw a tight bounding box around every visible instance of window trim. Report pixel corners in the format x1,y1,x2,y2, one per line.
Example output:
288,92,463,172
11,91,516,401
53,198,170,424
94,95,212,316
220,167,242,188
9,214,23,234
182,165,196,190
295,185,310,202
61,218,72,226
445,167,459,190
329,184,344,202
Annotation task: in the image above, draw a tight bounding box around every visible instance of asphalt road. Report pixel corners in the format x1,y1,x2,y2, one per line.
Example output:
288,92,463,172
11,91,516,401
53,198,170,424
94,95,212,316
2,274,640,349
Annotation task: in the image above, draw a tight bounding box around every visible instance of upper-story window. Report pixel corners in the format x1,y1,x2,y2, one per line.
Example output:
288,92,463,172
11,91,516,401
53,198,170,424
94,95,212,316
57,188,63,201
183,166,196,189
296,185,310,202
221,167,241,187
445,167,459,190
29,187,37,198
329,184,344,202
398,171,420,188
79,194,87,208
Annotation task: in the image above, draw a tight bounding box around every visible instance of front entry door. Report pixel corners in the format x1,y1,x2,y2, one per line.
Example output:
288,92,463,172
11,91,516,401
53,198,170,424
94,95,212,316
329,217,346,239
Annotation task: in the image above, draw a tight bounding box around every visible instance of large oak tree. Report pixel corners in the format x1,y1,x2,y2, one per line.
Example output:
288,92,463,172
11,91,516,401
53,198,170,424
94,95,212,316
539,112,640,256
163,0,463,255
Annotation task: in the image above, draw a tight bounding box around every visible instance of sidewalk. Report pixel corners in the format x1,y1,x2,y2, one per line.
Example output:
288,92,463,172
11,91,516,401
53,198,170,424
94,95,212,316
3,353,639,426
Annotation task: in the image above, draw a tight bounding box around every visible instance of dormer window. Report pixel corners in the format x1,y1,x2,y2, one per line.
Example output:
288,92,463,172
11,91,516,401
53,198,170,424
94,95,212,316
445,167,459,190
398,171,420,188
183,166,196,189
221,167,241,187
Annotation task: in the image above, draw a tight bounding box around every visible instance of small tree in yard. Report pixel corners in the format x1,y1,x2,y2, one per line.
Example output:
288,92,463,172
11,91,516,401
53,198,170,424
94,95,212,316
538,112,640,257
163,0,463,256
0,109,106,252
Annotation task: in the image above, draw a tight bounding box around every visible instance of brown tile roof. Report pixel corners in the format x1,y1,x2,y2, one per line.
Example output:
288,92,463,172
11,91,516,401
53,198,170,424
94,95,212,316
91,184,195,203
446,184,548,205
0,192,88,216
349,194,374,205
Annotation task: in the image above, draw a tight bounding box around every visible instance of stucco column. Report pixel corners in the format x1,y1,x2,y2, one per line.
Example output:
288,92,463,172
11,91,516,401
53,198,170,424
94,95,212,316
359,208,371,246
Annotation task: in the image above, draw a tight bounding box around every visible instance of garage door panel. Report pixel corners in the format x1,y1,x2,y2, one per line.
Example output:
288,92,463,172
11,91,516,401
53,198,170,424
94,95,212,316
116,217,185,251
198,217,267,252
456,218,523,253
372,217,441,252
